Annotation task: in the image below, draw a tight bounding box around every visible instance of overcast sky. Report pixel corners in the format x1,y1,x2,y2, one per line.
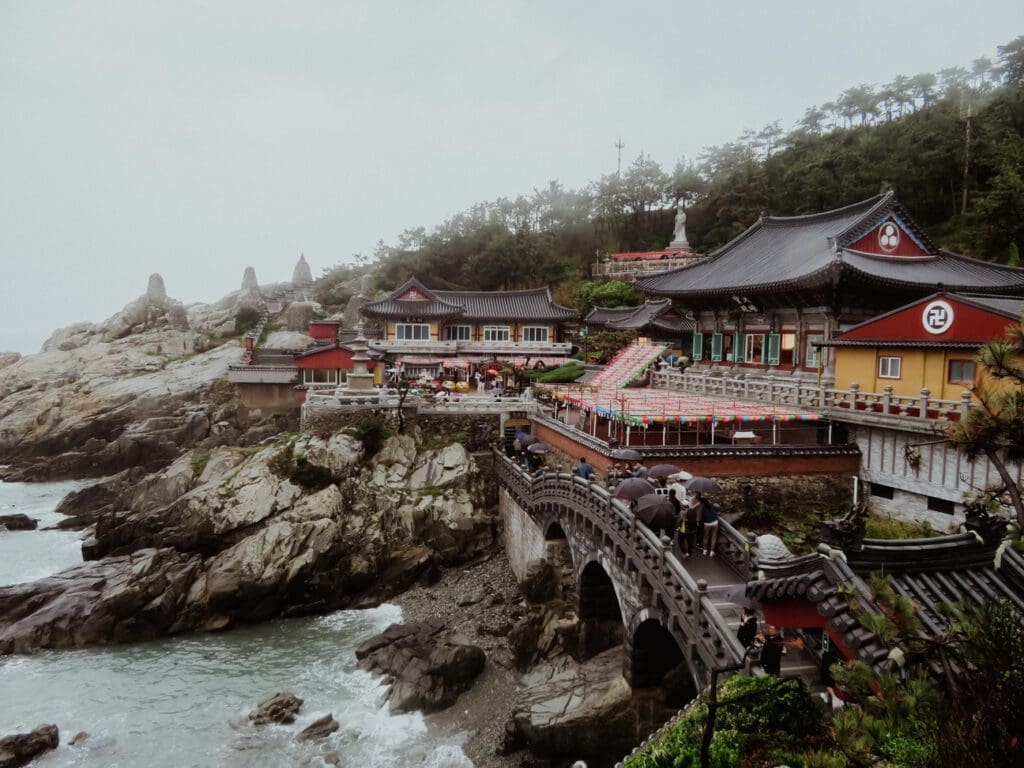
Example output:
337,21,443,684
2,1,1022,354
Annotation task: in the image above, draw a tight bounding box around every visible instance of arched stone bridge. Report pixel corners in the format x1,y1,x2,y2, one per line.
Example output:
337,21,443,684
496,452,754,692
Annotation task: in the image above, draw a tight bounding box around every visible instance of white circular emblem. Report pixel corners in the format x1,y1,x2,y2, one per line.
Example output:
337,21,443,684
878,221,901,253
922,300,954,335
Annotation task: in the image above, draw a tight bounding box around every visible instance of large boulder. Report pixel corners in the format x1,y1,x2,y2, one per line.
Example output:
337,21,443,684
249,692,303,725
0,514,37,531
356,619,486,713
0,723,59,768
510,648,636,763
0,548,203,654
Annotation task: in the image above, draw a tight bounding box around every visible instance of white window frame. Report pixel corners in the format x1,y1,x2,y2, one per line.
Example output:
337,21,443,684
521,325,549,343
744,333,765,363
483,325,510,342
303,368,339,384
444,324,471,341
395,323,430,341
878,356,902,379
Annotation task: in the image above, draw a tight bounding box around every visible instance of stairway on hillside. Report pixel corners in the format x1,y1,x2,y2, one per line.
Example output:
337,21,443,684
589,342,667,390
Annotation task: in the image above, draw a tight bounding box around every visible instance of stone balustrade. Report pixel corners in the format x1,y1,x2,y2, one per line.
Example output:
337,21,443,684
653,369,973,426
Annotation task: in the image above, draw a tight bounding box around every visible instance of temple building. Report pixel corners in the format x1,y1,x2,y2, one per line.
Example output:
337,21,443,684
635,191,1024,384
584,298,695,340
360,277,577,379
825,292,1024,400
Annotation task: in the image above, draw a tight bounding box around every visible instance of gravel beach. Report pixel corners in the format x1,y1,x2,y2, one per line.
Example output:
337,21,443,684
388,551,530,768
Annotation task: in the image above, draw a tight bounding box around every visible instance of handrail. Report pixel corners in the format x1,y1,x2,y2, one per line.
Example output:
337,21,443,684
495,452,747,675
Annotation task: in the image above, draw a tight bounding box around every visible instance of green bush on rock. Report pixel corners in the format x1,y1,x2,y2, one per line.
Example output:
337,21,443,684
625,675,821,768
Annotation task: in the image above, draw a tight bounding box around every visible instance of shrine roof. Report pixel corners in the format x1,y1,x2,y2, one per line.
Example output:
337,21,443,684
748,532,1024,673
635,192,1024,299
362,277,576,321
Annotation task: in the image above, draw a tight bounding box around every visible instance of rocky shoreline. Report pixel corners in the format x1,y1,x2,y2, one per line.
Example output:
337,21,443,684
387,553,524,768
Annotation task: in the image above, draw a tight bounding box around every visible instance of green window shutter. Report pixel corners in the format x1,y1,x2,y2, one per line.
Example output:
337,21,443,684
733,333,744,363
710,333,723,362
767,333,781,365
691,332,704,361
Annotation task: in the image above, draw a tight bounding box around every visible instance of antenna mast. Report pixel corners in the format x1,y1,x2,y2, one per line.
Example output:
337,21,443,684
614,137,625,177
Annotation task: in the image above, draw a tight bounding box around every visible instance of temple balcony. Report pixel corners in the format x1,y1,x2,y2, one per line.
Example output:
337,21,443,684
367,339,458,355
455,340,573,356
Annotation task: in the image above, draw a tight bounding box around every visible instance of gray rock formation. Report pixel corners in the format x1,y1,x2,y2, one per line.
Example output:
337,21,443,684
292,255,313,285
241,267,259,292
0,723,59,768
510,648,636,763
356,619,486,713
249,692,303,725
0,514,37,531
0,420,497,655
147,273,168,303
0,353,20,370
297,714,339,741
286,301,316,332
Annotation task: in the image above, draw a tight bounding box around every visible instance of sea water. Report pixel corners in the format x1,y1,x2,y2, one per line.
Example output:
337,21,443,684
0,480,473,767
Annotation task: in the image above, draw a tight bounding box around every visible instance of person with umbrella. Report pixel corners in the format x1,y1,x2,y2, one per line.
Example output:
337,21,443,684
629,461,649,480
692,489,720,556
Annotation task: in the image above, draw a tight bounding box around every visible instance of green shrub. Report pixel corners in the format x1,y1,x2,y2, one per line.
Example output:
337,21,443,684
234,306,261,335
625,675,822,768
191,453,210,478
353,414,393,456
864,515,935,540
524,362,585,383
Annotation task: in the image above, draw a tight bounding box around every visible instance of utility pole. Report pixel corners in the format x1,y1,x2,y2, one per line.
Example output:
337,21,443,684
615,137,625,177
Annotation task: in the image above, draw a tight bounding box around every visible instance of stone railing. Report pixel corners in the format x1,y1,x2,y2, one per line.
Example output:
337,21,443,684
495,453,747,679
592,259,696,279
653,369,973,425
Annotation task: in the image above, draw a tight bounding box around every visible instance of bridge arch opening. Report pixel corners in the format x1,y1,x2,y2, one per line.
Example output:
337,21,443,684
544,521,566,540
578,559,623,658
630,619,697,708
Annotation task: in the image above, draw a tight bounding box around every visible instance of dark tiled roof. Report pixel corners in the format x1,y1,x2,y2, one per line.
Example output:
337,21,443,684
585,306,636,325
362,277,576,321
841,251,1024,294
635,193,1024,299
749,534,1024,673
586,300,695,332
958,293,1024,318
433,287,577,321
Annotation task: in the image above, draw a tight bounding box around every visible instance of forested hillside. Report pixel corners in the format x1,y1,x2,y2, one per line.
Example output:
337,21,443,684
318,36,1024,314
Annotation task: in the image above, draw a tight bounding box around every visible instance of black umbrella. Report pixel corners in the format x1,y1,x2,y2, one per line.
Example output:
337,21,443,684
647,463,683,480
613,477,656,500
526,442,549,455
686,476,721,495
634,493,678,535
610,447,642,462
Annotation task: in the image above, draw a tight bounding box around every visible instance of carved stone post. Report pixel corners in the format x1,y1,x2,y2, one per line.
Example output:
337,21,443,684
919,388,930,418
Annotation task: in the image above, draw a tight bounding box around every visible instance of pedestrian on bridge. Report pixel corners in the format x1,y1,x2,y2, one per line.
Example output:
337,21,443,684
575,457,595,481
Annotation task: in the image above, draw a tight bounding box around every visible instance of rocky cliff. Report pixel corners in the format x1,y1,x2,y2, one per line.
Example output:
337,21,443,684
0,274,294,481
0,423,498,654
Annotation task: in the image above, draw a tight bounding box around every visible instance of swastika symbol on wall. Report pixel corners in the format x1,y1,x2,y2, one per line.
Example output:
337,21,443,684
921,299,954,335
